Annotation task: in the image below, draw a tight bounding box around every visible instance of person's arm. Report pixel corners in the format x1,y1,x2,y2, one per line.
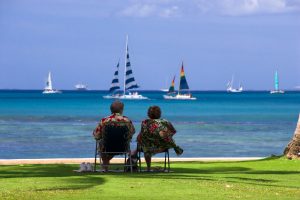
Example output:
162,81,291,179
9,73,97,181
167,121,176,135
93,119,105,140
127,120,135,139
159,120,177,147
137,120,146,143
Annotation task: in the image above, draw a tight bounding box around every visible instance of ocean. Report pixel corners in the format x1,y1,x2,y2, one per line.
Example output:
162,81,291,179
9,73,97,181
0,90,299,159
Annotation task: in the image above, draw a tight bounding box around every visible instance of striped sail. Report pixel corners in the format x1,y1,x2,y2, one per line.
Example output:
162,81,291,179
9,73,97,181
125,45,139,90
109,62,120,93
168,76,176,94
274,70,279,91
179,63,190,93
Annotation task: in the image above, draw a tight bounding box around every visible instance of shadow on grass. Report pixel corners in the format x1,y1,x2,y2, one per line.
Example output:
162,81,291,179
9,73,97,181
0,164,105,191
1,156,299,191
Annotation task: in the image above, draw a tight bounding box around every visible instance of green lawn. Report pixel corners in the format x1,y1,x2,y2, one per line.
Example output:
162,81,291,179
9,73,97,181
1,156,300,200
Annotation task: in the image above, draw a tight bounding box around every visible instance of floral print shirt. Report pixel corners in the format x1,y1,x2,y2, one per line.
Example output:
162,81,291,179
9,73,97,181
93,113,135,140
137,119,178,154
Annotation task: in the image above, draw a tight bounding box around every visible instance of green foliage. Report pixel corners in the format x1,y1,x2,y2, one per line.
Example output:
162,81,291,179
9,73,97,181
1,157,300,200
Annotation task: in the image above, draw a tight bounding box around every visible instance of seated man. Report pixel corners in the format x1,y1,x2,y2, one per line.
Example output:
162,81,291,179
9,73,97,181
93,101,135,171
137,106,183,171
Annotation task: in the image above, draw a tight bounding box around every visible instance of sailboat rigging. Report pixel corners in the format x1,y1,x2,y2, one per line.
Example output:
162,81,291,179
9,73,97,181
227,75,243,93
163,62,196,100
103,36,148,100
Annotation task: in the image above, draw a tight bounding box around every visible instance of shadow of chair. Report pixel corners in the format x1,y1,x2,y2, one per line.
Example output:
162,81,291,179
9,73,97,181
94,123,133,172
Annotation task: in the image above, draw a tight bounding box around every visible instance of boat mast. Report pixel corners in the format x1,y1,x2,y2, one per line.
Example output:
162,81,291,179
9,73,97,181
124,35,128,95
275,70,279,91
47,72,52,90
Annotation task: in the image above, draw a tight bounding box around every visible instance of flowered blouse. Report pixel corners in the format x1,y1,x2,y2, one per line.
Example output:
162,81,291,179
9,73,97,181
137,119,178,154
93,113,135,140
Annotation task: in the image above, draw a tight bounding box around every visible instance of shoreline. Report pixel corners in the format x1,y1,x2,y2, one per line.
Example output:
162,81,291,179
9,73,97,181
0,157,265,165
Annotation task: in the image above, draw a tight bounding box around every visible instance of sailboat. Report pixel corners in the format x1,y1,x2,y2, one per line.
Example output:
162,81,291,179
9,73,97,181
42,72,61,94
270,70,284,94
103,62,122,99
103,36,148,100
227,76,243,93
163,62,196,100
160,78,169,92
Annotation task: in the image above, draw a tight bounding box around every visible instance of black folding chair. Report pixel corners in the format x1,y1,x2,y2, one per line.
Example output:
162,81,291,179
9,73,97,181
137,144,170,172
94,124,133,172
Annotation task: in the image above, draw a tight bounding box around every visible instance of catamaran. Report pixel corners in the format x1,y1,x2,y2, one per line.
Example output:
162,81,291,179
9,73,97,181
270,70,284,94
42,72,61,94
227,76,243,93
103,36,148,100
163,63,196,100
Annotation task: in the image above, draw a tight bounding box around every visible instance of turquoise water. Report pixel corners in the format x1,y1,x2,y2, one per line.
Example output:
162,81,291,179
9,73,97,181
0,90,299,158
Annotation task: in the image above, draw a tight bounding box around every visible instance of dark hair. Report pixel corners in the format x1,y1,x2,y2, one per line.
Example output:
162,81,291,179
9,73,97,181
147,106,161,119
110,101,124,114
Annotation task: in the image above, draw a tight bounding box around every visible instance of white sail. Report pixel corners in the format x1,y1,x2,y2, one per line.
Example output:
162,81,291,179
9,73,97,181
45,72,53,90
43,71,61,94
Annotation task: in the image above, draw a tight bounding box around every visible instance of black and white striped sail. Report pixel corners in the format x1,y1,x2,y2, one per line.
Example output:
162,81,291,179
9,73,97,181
125,45,139,90
109,62,120,93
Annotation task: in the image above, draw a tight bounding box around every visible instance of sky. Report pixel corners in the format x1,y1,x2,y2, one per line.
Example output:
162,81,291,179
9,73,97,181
0,0,300,90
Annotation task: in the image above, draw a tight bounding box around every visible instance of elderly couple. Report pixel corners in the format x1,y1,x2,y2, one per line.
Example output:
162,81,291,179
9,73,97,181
93,101,183,171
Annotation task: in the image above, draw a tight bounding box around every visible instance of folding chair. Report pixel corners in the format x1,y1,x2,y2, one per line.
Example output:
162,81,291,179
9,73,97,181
137,144,170,172
94,123,133,172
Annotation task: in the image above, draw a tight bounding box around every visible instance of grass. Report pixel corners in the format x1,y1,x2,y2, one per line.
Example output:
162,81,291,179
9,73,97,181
1,156,300,200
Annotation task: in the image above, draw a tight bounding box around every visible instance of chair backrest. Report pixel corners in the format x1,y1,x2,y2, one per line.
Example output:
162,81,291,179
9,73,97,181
102,123,130,153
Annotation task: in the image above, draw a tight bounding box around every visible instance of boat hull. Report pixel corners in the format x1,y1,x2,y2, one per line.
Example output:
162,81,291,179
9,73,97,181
270,90,285,94
103,95,122,99
103,93,148,100
119,95,148,100
227,90,243,93
163,94,196,100
43,90,61,94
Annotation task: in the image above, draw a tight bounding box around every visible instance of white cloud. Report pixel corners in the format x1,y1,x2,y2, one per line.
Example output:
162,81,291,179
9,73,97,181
119,0,300,18
196,0,298,16
120,4,157,17
160,6,180,18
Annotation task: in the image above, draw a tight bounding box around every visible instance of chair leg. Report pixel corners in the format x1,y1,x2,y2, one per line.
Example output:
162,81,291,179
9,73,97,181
164,150,167,171
129,151,133,173
94,141,98,172
124,152,127,172
167,150,170,172
138,149,142,172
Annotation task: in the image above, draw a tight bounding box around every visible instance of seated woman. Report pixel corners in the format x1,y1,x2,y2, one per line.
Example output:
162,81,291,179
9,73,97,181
137,106,183,171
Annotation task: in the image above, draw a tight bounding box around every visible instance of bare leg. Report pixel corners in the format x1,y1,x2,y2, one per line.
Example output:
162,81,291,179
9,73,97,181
101,154,113,171
144,154,152,171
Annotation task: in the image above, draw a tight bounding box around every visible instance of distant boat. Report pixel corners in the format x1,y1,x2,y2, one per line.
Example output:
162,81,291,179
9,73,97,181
227,75,243,93
160,89,169,92
103,36,148,100
163,62,196,100
160,78,169,92
270,70,284,94
75,83,88,91
43,72,61,94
